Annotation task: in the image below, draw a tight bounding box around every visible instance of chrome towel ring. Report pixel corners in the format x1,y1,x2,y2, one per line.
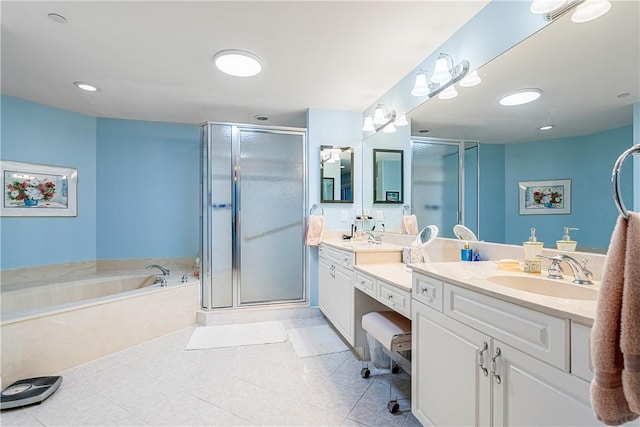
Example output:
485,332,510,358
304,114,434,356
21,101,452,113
310,203,324,215
611,144,640,219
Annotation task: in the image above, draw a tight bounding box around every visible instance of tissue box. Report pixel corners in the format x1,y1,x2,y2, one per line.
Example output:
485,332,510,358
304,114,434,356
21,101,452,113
402,247,423,264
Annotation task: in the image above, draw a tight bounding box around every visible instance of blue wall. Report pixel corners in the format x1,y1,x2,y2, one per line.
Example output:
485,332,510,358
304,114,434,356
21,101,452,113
479,144,505,243
503,126,633,249
96,119,200,260
1,96,200,269
1,95,97,269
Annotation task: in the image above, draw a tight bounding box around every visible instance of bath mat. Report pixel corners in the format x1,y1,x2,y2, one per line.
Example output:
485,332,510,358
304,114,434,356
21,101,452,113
185,321,287,350
287,324,348,358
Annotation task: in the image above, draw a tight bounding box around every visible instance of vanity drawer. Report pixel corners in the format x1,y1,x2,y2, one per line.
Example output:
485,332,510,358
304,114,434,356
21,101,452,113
326,246,353,270
571,322,593,382
378,280,410,318
412,273,443,312
444,283,569,370
354,271,376,297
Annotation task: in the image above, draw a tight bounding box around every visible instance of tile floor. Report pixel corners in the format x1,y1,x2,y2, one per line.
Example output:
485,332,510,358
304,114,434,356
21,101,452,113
1,317,420,427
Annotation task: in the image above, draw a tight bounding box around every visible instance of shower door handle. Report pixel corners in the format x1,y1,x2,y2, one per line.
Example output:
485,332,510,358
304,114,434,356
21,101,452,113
212,203,232,210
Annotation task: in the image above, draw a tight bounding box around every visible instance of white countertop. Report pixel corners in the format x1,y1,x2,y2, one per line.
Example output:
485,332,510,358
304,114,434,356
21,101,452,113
322,238,403,253
354,263,413,291
410,261,599,326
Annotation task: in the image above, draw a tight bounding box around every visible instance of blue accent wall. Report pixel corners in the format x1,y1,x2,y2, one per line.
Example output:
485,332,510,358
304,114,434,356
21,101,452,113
1,96,200,269
1,95,97,269
479,144,505,243
503,126,633,249
96,119,200,260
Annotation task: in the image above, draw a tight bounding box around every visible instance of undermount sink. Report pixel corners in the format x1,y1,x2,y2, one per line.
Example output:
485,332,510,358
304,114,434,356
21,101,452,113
486,275,598,300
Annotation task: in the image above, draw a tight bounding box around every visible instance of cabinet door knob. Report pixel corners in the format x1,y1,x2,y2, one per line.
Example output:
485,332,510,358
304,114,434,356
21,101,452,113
491,347,502,384
478,342,489,377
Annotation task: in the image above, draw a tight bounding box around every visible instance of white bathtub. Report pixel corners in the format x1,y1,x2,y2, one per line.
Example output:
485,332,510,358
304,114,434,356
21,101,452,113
1,272,199,387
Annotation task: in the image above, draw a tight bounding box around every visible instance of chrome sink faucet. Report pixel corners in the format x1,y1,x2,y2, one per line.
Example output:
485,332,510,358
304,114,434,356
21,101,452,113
538,254,593,285
362,232,382,245
146,264,170,286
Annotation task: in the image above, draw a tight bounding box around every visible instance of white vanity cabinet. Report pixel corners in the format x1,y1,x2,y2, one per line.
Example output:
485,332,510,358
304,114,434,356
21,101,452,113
318,245,354,344
412,277,600,427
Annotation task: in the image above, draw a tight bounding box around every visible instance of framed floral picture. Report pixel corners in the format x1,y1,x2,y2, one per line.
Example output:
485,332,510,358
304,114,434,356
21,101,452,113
1,160,78,217
519,179,571,215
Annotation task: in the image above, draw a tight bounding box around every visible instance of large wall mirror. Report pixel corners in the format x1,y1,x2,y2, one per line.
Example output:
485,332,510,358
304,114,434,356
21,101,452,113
321,145,354,203
373,149,404,204
404,2,638,252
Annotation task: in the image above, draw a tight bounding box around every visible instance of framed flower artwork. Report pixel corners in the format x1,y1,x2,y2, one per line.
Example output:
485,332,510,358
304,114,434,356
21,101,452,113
1,160,78,217
518,179,571,215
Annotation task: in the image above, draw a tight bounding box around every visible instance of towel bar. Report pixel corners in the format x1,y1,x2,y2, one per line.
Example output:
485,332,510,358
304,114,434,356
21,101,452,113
611,144,640,219
310,203,324,215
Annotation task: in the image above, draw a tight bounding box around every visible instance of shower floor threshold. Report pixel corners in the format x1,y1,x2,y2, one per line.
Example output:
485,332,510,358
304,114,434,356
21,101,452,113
196,304,321,326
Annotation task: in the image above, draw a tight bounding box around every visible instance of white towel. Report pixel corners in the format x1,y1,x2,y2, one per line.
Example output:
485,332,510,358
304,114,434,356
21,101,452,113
402,214,419,235
305,215,324,246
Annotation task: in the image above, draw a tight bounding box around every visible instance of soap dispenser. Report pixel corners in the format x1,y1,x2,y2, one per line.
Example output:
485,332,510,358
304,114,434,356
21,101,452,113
523,228,544,273
556,227,578,252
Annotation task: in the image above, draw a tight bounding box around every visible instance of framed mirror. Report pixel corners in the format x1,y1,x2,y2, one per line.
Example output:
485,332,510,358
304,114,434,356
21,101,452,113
373,149,404,204
321,145,353,203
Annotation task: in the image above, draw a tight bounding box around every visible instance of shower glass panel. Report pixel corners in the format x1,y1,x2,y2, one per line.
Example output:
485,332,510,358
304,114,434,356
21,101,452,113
412,140,461,239
201,123,306,309
237,129,305,304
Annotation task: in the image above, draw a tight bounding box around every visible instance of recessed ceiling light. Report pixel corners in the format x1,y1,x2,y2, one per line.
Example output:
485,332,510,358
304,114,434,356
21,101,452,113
253,114,269,121
499,89,542,106
214,50,262,77
539,125,555,130
73,81,98,92
418,129,431,134
48,13,68,24
617,92,630,98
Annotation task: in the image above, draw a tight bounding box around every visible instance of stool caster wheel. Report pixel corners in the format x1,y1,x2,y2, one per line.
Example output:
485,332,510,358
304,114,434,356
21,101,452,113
387,400,399,413
391,364,400,374
360,367,370,378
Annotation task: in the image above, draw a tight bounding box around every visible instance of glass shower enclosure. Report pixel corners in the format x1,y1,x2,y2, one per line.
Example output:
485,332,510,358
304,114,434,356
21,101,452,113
200,123,307,309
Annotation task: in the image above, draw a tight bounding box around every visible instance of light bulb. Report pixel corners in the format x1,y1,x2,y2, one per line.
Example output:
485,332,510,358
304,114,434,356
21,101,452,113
362,116,375,132
530,0,567,14
394,115,408,127
459,70,481,87
431,55,452,85
372,105,387,126
411,72,430,97
438,85,458,100
571,0,611,23
382,122,397,133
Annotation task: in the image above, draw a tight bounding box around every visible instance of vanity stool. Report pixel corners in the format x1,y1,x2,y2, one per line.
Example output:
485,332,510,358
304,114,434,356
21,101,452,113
361,310,412,413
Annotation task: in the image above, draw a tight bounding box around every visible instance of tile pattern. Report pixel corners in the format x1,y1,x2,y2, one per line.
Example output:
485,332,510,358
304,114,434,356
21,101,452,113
1,317,419,426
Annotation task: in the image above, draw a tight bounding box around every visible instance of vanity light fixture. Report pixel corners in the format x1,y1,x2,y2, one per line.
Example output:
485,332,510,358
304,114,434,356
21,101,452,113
499,88,542,106
438,85,459,100
410,53,470,100
214,50,262,77
362,104,397,133
459,70,482,87
571,0,611,23
73,81,98,92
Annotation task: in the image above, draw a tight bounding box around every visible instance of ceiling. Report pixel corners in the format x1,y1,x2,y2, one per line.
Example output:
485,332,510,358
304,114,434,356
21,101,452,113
409,0,640,144
1,1,490,128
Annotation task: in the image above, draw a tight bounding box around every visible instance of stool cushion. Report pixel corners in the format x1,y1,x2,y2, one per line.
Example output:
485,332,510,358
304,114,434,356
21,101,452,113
362,311,411,352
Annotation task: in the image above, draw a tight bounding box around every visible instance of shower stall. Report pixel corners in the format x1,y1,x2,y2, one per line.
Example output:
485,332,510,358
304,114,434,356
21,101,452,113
200,123,307,309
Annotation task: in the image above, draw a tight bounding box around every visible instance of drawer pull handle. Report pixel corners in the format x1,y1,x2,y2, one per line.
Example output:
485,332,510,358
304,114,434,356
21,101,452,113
491,347,502,384
387,294,393,299
478,342,489,377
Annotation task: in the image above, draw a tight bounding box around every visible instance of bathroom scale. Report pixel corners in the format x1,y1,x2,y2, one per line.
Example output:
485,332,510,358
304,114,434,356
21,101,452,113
1,376,62,410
